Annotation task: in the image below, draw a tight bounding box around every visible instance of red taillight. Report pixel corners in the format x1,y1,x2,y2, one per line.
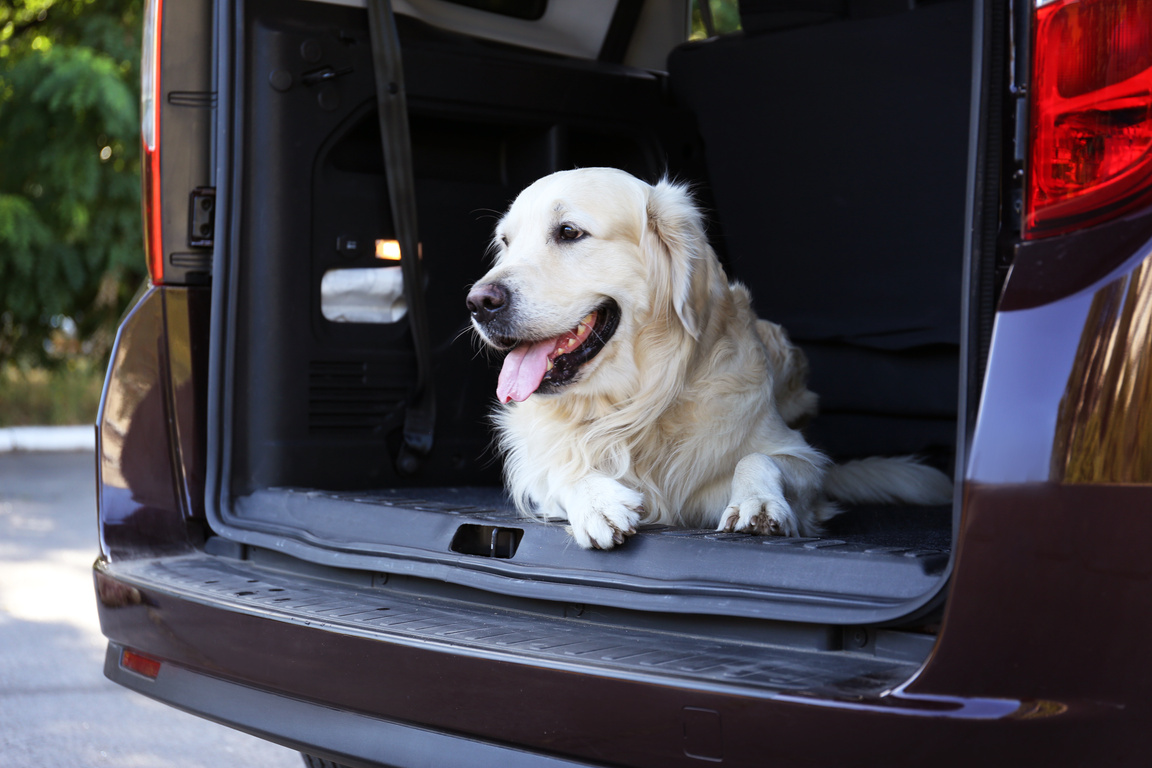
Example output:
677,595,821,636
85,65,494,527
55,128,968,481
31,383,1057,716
1025,0,1152,238
141,0,164,282
120,648,163,679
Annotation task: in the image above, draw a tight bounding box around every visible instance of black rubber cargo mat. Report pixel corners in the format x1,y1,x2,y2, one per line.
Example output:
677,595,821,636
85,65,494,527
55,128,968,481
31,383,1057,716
222,487,951,624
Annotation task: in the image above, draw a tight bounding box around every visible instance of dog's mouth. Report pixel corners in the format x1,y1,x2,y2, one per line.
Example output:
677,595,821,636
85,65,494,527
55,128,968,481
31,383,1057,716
495,300,620,403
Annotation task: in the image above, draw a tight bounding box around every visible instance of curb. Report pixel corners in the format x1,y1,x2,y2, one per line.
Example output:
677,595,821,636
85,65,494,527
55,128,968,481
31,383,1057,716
0,425,96,453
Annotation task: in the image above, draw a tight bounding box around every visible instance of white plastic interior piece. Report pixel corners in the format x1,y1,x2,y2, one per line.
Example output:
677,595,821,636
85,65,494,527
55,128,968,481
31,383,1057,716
320,267,408,323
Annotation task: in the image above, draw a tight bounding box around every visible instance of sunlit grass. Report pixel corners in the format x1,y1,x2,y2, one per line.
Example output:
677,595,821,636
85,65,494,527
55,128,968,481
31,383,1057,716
0,361,104,426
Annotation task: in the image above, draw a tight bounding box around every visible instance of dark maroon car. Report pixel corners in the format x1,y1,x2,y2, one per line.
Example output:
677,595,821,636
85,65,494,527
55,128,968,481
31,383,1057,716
95,0,1152,765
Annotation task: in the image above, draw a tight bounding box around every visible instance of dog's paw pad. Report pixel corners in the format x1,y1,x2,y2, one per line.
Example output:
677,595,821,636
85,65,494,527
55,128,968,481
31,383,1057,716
719,496,797,537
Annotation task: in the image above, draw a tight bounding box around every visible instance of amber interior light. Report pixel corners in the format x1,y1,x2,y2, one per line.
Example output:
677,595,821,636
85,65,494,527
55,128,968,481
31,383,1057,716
375,239,422,260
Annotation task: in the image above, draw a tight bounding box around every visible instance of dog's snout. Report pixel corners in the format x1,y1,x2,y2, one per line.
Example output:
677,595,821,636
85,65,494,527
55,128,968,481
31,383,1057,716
466,283,509,322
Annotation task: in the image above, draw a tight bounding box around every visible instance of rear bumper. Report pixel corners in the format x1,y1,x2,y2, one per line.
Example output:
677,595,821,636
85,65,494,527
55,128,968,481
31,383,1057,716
94,551,1135,768
103,641,596,768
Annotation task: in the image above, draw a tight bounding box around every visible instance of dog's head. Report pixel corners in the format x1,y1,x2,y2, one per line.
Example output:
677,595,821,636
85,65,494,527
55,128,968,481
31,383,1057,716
467,168,715,404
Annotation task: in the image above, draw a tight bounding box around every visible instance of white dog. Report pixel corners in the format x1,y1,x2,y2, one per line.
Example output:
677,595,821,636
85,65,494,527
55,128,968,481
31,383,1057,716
467,168,952,549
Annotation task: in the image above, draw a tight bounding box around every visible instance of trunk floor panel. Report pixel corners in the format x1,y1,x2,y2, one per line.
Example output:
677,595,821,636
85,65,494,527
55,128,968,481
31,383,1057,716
218,487,952,624
105,554,929,700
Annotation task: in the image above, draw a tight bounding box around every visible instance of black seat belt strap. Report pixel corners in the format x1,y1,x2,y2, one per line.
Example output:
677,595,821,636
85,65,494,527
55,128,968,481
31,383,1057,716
365,0,436,473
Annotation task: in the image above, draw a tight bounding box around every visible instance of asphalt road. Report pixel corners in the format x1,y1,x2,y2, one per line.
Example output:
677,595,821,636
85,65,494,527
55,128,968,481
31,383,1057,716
0,450,300,767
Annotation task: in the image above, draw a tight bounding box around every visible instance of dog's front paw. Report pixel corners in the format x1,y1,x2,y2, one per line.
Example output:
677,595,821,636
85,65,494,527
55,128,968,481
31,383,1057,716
718,494,798,537
566,480,644,550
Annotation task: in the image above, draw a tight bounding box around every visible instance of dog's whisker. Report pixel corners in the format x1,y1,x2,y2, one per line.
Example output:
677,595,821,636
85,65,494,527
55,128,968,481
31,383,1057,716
472,207,504,221
452,325,473,344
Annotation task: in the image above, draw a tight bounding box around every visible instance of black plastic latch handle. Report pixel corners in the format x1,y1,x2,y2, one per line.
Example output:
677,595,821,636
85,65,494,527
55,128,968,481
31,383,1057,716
188,187,215,248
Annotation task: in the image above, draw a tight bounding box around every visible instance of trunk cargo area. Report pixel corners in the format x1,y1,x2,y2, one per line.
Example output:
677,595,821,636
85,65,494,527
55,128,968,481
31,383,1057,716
209,0,974,624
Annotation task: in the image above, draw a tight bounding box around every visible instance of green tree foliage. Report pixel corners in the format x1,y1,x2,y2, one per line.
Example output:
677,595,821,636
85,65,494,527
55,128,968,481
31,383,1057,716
0,0,146,365
692,0,741,39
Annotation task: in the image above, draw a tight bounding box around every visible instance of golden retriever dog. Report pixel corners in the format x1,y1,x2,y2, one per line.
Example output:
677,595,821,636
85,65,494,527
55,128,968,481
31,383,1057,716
466,168,953,549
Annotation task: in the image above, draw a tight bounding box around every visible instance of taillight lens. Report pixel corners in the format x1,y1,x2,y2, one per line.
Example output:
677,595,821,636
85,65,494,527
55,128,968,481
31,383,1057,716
1025,0,1152,238
120,648,163,679
141,0,164,282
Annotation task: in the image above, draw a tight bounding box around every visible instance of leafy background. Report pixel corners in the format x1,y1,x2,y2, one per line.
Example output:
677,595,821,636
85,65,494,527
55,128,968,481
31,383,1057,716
1,0,145,424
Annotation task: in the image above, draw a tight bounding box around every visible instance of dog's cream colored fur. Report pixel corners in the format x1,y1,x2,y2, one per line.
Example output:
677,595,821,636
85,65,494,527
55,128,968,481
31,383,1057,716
469,168,952,549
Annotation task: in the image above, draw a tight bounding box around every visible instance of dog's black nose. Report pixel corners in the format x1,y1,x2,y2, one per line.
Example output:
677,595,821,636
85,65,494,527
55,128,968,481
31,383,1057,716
466,283,508,322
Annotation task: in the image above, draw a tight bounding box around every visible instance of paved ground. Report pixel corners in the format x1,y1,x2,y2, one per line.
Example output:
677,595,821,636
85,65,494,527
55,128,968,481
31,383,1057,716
0,450,300,767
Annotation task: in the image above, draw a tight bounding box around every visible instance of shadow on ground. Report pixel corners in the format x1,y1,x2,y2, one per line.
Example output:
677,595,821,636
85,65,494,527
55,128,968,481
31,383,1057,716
0,451,299,767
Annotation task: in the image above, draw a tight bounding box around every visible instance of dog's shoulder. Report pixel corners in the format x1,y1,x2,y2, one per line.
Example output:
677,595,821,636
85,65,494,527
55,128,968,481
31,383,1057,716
754,318,818,429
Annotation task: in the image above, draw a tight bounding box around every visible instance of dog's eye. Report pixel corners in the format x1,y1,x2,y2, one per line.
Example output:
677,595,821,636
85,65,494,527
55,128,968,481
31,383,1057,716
556,224,584,242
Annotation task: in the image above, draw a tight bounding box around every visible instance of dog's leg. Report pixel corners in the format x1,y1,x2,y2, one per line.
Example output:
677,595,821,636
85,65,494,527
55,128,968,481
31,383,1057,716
718,453,830,537
558,475,644,550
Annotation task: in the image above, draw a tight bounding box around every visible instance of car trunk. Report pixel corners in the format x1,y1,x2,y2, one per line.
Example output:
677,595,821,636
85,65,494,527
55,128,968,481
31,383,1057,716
206,0,981,627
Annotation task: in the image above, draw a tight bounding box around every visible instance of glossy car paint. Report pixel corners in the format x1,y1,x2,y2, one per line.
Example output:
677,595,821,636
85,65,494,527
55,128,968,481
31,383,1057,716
94,576,1145,767
970,209,1152,485
97,286,210,560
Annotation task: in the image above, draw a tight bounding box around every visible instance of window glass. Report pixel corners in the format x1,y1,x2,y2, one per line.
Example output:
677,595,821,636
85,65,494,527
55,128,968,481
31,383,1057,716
692,0,742,39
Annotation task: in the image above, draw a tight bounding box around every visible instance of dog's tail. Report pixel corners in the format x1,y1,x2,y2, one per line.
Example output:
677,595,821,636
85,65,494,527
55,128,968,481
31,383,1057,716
824,456,953,506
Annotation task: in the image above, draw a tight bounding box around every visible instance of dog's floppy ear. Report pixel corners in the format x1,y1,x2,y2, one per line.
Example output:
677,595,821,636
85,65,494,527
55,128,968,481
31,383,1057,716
643,178,707,340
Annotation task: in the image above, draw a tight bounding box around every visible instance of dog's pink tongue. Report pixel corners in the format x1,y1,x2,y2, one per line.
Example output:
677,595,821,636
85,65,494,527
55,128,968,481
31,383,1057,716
497,338,556,403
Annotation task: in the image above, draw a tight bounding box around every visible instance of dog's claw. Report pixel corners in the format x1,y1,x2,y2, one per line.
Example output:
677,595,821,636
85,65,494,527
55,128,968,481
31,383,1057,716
719,495,797,537
567,485,644,550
